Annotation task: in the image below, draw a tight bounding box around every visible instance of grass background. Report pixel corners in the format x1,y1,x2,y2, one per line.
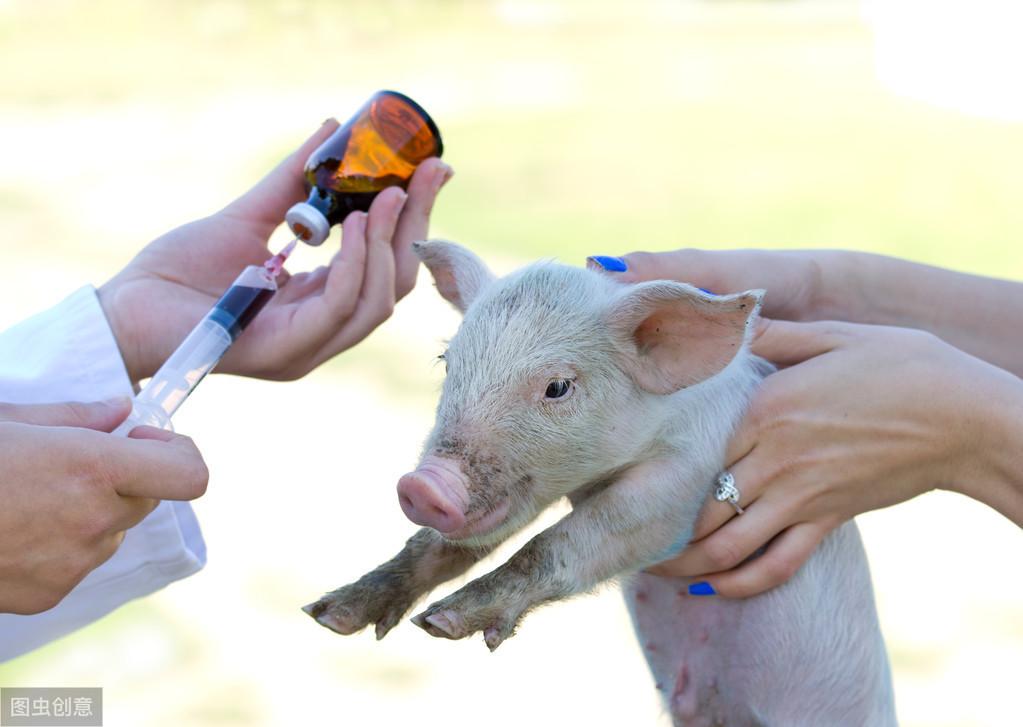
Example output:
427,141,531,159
0,1,1021,725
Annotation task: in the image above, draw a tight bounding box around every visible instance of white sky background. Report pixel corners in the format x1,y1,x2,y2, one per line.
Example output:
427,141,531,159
865,0,1023,121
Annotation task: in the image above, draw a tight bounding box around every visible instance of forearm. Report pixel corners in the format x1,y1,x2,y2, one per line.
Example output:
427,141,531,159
814,252,1023,377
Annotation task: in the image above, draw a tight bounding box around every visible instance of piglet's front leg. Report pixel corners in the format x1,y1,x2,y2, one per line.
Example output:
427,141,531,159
412,535,572,651
413,458,705,651
303,527,492,640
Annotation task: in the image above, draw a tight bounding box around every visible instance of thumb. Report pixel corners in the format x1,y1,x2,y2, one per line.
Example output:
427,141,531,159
224,118,340,229
0,397,132,431
750,318,849,367
104,429,210,501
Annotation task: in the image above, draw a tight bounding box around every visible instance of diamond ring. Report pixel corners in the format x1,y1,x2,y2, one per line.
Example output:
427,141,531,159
714,471,745,515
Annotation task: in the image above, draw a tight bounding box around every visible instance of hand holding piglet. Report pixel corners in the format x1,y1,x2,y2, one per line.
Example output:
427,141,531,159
589,249,1023,596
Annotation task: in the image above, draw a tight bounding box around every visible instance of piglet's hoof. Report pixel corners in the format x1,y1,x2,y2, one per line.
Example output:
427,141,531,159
412,609,467,639
412,597,520,651
303,578,415,641
303,601,363,636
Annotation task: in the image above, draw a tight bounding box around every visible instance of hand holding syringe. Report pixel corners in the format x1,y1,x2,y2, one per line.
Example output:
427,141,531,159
107,91,444,436
112,239,297,436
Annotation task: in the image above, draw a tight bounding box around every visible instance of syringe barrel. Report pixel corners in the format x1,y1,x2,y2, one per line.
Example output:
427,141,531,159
112,264,278,437
112,317,232,436
207,264,278,339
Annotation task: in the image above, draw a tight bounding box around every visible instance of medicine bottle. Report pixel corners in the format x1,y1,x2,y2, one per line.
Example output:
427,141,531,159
286,90,443,246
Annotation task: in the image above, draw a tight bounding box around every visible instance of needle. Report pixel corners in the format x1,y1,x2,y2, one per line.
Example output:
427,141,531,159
263,237,299,278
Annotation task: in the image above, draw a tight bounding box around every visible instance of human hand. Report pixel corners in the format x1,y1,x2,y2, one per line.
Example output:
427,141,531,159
646,318,1023,597
586,249,850,323
0,399,209,614
588,248,1023,381
100,119,454,382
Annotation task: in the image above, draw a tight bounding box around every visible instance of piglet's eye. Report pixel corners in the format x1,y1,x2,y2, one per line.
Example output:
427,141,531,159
545,378,573,399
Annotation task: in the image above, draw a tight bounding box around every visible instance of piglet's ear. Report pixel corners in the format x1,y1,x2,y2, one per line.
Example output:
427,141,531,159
609,282,763,394
413,239,497,314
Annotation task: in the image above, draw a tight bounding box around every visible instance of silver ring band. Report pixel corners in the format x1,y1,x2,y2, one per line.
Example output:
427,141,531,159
714,471,745,515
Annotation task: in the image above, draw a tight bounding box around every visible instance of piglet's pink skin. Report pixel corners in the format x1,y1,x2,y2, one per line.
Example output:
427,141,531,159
396,456,513,539
304,241,895,725
397,456,469,534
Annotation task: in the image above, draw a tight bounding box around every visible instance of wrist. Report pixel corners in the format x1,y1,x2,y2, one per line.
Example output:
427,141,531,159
952,365,1023,525
803,250,868,321
807,250,932,329
97,279,145,384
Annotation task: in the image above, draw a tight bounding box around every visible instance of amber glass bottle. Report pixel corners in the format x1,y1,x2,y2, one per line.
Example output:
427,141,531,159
285,90,443,246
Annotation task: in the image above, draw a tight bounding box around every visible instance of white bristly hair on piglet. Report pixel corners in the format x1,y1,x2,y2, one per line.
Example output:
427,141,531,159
303,239,895,726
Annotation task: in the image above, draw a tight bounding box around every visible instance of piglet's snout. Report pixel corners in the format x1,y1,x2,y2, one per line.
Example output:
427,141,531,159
397,456,470,534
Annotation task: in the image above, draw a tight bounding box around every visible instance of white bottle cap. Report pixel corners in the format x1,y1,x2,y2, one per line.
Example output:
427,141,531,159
285,202,331,246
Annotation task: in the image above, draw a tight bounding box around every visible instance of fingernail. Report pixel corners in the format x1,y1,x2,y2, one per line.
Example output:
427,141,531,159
394,191,408,215
435,163,454,189
586,256,628,272
343,210,367,231
688,581,716,596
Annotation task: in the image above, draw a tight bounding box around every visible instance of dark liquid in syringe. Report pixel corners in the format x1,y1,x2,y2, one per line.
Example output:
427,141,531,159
212,285,275,339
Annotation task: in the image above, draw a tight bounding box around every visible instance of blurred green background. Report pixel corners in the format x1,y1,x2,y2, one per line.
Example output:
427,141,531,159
1,1,1021,726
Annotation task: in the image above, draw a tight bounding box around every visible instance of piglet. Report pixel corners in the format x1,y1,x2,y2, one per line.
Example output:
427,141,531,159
303,241,895,725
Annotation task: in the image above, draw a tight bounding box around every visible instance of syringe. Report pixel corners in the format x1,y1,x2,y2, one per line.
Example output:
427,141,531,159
112,239,298,436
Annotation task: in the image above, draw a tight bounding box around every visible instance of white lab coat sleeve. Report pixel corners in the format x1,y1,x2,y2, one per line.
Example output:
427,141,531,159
0,286,206,662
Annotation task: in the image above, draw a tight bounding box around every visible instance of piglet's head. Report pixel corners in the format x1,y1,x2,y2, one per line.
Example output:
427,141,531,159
396,240,762,546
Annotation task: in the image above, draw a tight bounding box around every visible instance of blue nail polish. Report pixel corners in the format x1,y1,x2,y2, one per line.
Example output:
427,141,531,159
587,256,628,272
688,581,716,596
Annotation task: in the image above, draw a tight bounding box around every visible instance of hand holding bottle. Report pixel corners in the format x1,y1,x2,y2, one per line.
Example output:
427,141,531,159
99,119,453,383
